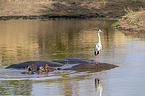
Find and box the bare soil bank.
[0,0,145,20]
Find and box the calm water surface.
[0,19,145,96]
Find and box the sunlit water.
[0,19,145,96]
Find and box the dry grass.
[113,8,145,32]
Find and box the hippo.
[21,64,53,75]
[53,58,95,64]
[53,58,118,72]
[69,62,119,72]
[5,61,63,69]
[5,58,118,74]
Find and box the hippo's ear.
[45,64,48,67]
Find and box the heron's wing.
[94,42,99,51]
[94,43,99,56]
[94,42,102,51]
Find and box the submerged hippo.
[69,62,118,72]
[20,64,53,75]
[53,58,95,64]
[25,64,52,74]
[54,58,118,72]
[5,61,63,69]
[5,58,118,74]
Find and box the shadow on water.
[121,30,145,40]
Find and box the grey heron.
[94,29,102,63]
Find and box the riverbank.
[1,0,145,32]
[0,0,145,20]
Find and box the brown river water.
[0,19,145,96]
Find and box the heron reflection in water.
[95,78,103,96]
[94,29,102,64]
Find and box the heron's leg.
[95,61,98,64]
[95,56,98,64]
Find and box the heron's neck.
[98,32,101,44]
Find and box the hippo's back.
[5,61,63,69]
